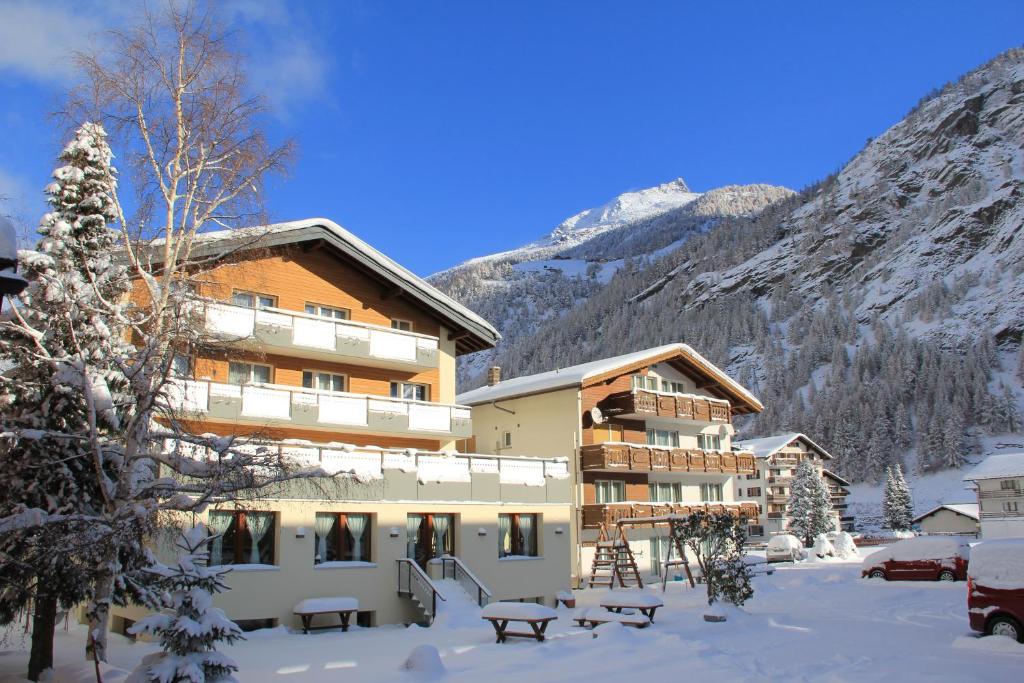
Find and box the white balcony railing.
[165,379,472,435]
[201,301,439,363]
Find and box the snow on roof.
[962,452,1024,481]
[733,433,833,460]
[913,503,979,523]
[822,469,850,487]
[149,218,500,353]
[456,343,763,412]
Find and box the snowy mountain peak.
[542,177,700,247]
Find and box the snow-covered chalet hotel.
[732,433,853,542]
[457,345,763,587]
[112,218,572,633]
[963,452,1024,539]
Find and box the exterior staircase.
[397,555,491,625]
[588,523,644,589]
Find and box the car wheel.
[987,615,1024,643]
[868,569,886,580]
[938,570,956,582]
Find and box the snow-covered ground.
[2,551,1021,682]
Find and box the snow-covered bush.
[127,526,243,683]
[833,531,857,559]
[813,534,835,559]
[671,511,754,609]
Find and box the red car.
[968,539,1024,643]
[861,536,970,581]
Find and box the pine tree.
[0,122,130,680]
[127,526,243,683]
[892,464,914,530]
[787,459,835,546]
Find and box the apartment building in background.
[112,218,571,632]
[733,433,853,542]
[963,452,1024,539]
[457,345,763,586]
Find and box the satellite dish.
[589,407,605,425]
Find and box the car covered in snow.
[861,536,970,581]
[765,534,805,563]
[967,538,1024,643]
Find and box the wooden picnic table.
[480,603,559,643]
[599,592,664,622]
[572,607,650,629]
[293,597,358,634]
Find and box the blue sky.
[0,1,1022,275]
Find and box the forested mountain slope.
[438,48,1024,484]
[428,180,793,380]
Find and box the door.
[409,514,454,569]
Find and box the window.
[649,536,670,577]
[391,381,428,401]
[302,371,346,393]
[646,429,680,448]
[594,480,626,504]
[632,375,658,391]
[697,433,722,450]
[700,483,724,502]
[745,470,760,480]
[305,303,349,320]
[314,513,371,563]
[498,513,539,557]
[1000,479,1021,491]
[661,380,687,394]
[502,431,513,448]
[1004,501,1020,513]
[171,354,192,378]
[231,291,276,309]
[748,525,764,537]
[747,487,762,497]
[407,514,454,567]
[391,319,413,332]
[228,361,271,385]
[207,510,275,566]
[648,482,683,503]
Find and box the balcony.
[766,512,784,519]
[165,379,472,439]
[978,489,1023,499]
[598,390,731,423]
[199,301,440,372]
[579,443,755,474]
[767,475,792,484]
[161,438,570,504]
[581,502,760,529]
[766,493,789,503]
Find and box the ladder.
[660,533,696,591]
[588,523,644,589]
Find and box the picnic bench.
[480,603,558,643]
[572,607,650,629]
[293,597,359,634]
[599,592,664,622]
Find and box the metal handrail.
[439,556,491,607]
[396,559,445,623]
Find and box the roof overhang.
[141,219,500,355]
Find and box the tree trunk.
[28,594,58,681]
[86,573,114,663]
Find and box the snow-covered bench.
[480,602,558,643]
[572,607,650,629]
[599,592,664,621]
[293,597,359,634]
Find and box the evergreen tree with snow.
[883,465,914,531]
[0,122,130,680]
[127,526,243,683]
[786,459,834,546]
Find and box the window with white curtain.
[231,291,276,309]
[302,371,346,393]
[498,513,538,557]
[697,433,722,450]
[313,512,371,563]
[595,480,626,504]
[700,483,724,502]
[228,361,271,385]
[305,303,350,320]
[206,510,276,565]
[646,429,680,447]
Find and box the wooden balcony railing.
[599,390,731,423]
[581,502,761,529]
[579,443,756,474]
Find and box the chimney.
[487,366,501,386]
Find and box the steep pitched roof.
[149,218,499,354]
[913,503,979,523]
[456,343,763,413]
[822,469,850,487]
[733,432,834,460]
[963,452,1024,481]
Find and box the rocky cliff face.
[440,48,1024,484]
